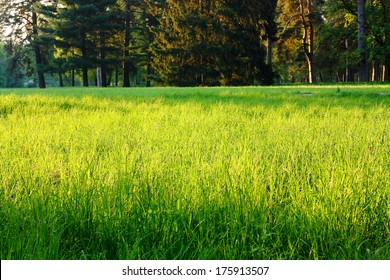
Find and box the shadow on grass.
[1,86,389,111]
[153,89,390,110]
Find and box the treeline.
[0,0,389,88]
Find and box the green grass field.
[0,85,389,260]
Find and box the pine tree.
[148,0,270,86]
[365,0,389,81]
[133,0,156,87]
[122,0,132,87]
[54,0,117,87]
[357,0,368,81]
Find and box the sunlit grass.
[0,85,389,259]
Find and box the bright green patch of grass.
[0,85,389,259]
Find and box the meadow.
[0,85,389,260]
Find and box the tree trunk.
[101,51,107,87]
[346,67,354,82]
[31,4,46,88]
[81,36,88,87]
[71,68,75,87]
[345,38,354,82]
[306,53,317,84]
[100,66,107,87]
[299,0,317,83]
[146,61,151,87]
[97,51,102,87]
[358,0,368,82]
[371,61,380,81]
[383,64,389,82]
[59,73,64,87]
[82,67,88,87]
[266,36,273,67]
[115,64,119,86]
[98,30,107,87]
[123,0,131,87]
[97,64,102,87]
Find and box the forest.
[0,0,389,88]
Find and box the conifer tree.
[55,0,117,87]
[122,0,132,87]
[55,1,94,86]
[148,0,271,86]
[357,0,367,81]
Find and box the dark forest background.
[0,0,389,88]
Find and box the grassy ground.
[0,85,389,260]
